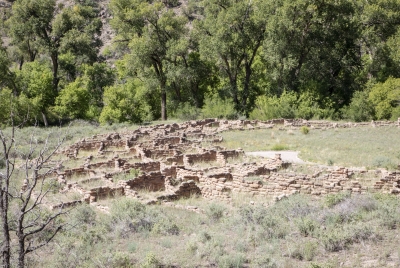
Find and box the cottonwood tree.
[264,0,360,105]
[0,115,68,268]
[110,0,188,120]
[6,0,102,95]
[197,0,270,115]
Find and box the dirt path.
[246,151,305,163]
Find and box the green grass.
[220,126,400,168]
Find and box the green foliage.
[174,102,201,121]
[43,179,62,194]
[369,77,400,120]
[249,92,297,120]
[201,94,238,119]
[342,90,375,122]
[99,81,149,124]
[141,252,160,268]
[270,143,289,151]
[16,61,55,113]
[297,217,317,237]
[324,192,351,208]
[300,126,310,135]
[70,205,97,226]
[217,253,246,268]
[198,0,269,115]
[53,78,90,119]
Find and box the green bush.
[100,80,150,124]
[324,192,350,208]
[250,91,297,120]
[201,94,238,119]
[271,143,289,150]
[217,253,246,268]
[141,252,160,268]
[70,204,97,226]
[296,90,335,120]
[301,126,310,134]
[341,90,374,122]
[368,77,400,120]
[290,241,317,261]
[174,102,201,121]
[53,78,90,120]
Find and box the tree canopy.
[1,0,400,125]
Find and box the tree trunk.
[161,89,167,121]
[242,63,252,116]
[0,193,11,268]
[50,52,59,92]
[17,234,25,268]
[0,157,11,268]
[41,112,48,127]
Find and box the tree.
[110,0,188,120]
[0,114,68,268]
[369,77,400,119]
[197,0,270,115]
[6,0,102,93]
[99,80,150,124]
[356,0,400,82]
[264,0,360,106]
[53,63,115,120]
[15,61,55,125]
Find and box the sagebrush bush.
[297,217,318,237]
[206,202,225,222]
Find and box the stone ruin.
[38,118,400,211]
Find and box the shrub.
[271,143,289,150]
[320,229,350,252]
[297,217,317,237]
[174,102,201,121]
[201,94,238,119]
[249,92,297,120]
[141,252,160,268]
[341,90,374,122]
[43,179,63,194]
[369,77,400,120]
[301,126,310,134]
[99,80,149,124]
[324,192,350,208]
[151,217,180,235]
[217,253,246,268]
[206,203,225,222]
[110,252,132,268]
[70,204,97,226]
[53,78,90,120]
[290,241,317,261]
